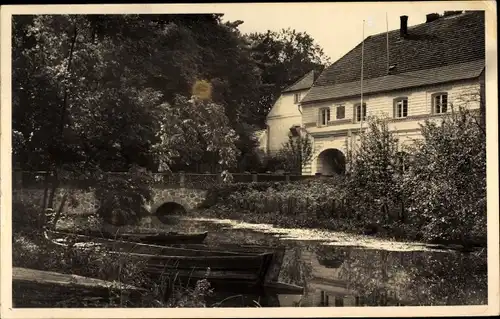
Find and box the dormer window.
[394,97,408,118]
[433,93,448,114]
[294,92,301,104]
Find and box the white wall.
[266,89,309,154]
[301,80,481,175]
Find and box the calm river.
[63,214,488,307]
[135,215,487,307]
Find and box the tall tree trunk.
[41,170,50,210]
[58,20,78,138]
[48,20,78,216]
[51,192,68,230]
[47,169,59,210]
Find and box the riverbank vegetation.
[198,106,487,248]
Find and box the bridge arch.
[316,148,346,175]
[154,201,187,223]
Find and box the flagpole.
[360,19,365,133]
[386,12,390,73]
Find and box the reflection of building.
[298,249,358,307]
[262,11,485,175]
[265,70,319,156]
[289,248,405,307]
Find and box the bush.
[343,116,404,226]
[275,134,314,174]
[12,200,46,233]
[203,178,351,223]
[94,166,154,225]
[261,154,288,172]
[404,107,486,243]
[200,181,288,208]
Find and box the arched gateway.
[316,148,346,175]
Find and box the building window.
[319,107,330,126]
[336,105,345,119]
[394,97,408,118]
[433,93,448,114]
[354,103,367,123]
[294,92,301,104]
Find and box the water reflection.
[59,215,488,307]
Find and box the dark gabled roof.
[303,60,484,102]
[282,70,319,93]
[302,11,485,103]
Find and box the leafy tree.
[276,134,314,174]
[248,28,330,127]
[344,117,404,225]
[12,14,240,225]
[404,105,486,243]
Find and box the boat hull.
[53,229,208,245]
[167,243,286,283]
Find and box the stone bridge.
[13,171,315,223]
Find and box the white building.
[265,70,319,155]
[297,11,485,175]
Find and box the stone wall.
[12,189,99,216]
[13,186,208,217]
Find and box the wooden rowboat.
[167,243,286,283]
[46,230,254,257]
[111,251,274,272]
[118,251,275,286]
[54,229,208,245]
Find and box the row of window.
[317,93,449,126]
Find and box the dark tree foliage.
[12,14,331,223]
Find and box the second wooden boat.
[166,243,286,283]
[114,250,276,286]
[46,230,255,257]
[53,229,208,245]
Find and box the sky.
[219,1,491,63]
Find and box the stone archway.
[155,201,187,224]
[316,148,346,175]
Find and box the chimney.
[426,13,440,23]
[400,15,408,38]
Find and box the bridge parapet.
[13,170,316,190]
[12,170,319,222]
